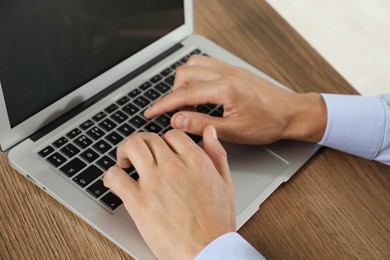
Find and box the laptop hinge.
[30,43,183,142]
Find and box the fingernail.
[174,114,189,129]
[211,127,218,139]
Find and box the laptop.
[0,0,319,259]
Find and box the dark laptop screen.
[0,0,184,128]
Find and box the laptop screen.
[0,1,184,128]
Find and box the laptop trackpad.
[222,142,289,214]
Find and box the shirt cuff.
[319,94,385,160]
[195,232,265,260]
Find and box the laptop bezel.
[0,0,193,153]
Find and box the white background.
[267,0,390,96]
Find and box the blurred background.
[267,0,389,96]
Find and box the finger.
[175,55,238,90]
[145,79,226,118]
[103,165,137,204]
[172,64,220,91]
[116,133,156,173]
[136,132,174,165]
[202,126,232,186]
[171,111,227,136]
[162,129,200,155]
[185,54,228,68]
[185,55,238,76]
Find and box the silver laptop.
[0,1,319,259]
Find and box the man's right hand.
[145,55,327,144]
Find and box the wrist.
[283,92,327,142]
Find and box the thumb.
[103,166,137,204]
[171,111,225,137]
[202,125,232,186]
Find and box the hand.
[103,126,235,259]
[145,55,327,144]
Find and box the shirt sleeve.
[319,94,390,165]
[195,232,265,260]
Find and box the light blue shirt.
[195,232,265,260]
[196,94,390,259]
[319,94,390,165]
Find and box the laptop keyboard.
[37,49,224,212]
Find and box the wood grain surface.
[1,0,389,259]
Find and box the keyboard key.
[130,172,139,181]
[104,104,119,114]
[52,136,68,148]
[116,96,130,106]
[160,68,172,77]
[171,61,182,69]
[117,123,135,137]
[166,110,177,117]
[188,134,202,144]
[93,140,112,154]
[181,54,191,63]
[66,128,81,139]
[129,115,147,128]
[100,192,122,210]
[108,148,117,160]
[99,119,117,132]
[128,88,141,98]
[87,179,109,198]
[190,49,201,55]
[210,110,223,118]
[134,96,151,108]
[124,167,139,181]
[110,111,129,124]
[144,89,161,101]
[86,127,105,140]
[96,156,116,170]
[73,165,103,188]
[38,146,54,158]
[164,75,175,86]
[79,119,94,130]
[205,103,218,110]
[74,135,93,149]
[155,114,171,128]
[196,105,211,114]
[150,74,162,83]
[162,126,173,134]
[105,131,124,145]
[144,122,162,133]
[139,81,152,91]
[123,103,139,116]
[155,82,171,94]
[125,166,136,174]
[60,143,80,158]
[46,152,67,167]
[59,158,86,177]
[217,105,224,114]
[80,148,99,163]
[92,111,107,122]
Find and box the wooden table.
[1,1,389,259]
